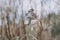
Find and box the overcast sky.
[0,0,60,15]
[0,0,60,25]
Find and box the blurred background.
[0,0,60,40]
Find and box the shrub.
[51,22,60,37]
